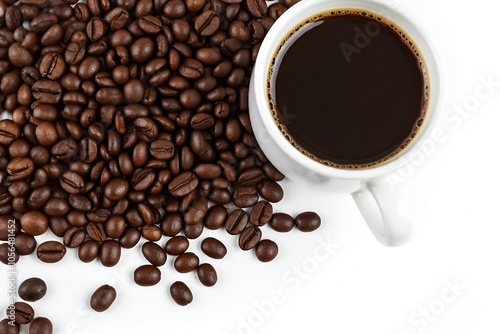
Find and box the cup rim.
[251,0,446,180]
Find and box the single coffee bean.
[8,43,34,68]
[237,167,263,186]
[0,318,20,334]
[37,241,66,263]
[99,240,121,267]
[7,157,35,181]
[179,58,203,79]
[257,179,284,203]
[103,178,129,201]
[250,201,273,226]
[7,302,34,325]
[197,263,217,287]
[255,239,279,262]
[142,241,167,266]
[20,211,48,236]
[39,53,66,80]
[168,171,198,197]
[233,186,259,208]
[194,10,220,36]
[78,240,99,263]
[269,213,294,232]
[295,211,321,232]
[134,264,161,286]
[104,7,129,31]
[15,232,37,255]
[18,277,47,302]
[90,284,116,312]
[174,252,199,273]
[60,171,85,194]
[130,37,154,63]
[262,162,285,181]
[149,139,175,160]
[0,243,19,264]
[170,281,193,306]
[63,227,85,248]
[0,120,21,145]
[138,15,162,34]
[28,317,53,334]
[204,204,227,230]
[246,0,267,18]
[31,80,62,104]
[200,237,227,259]
[165,236,189,255]
[183,196,208,225]
[225,208,248,235]
[86,222,107,242]
[238,225,261,250]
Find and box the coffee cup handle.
[352,176,412,246]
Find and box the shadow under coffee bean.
[269,9,429,169]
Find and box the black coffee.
[270,9,428,168]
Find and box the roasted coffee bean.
[269,213,294,232]
[60,171,85,194]
[37,241,66,263]
[31,80,62,104]
[104,178,129,201]
[295,211,321,232]
[250,201,272,226]
[200,237,227,259]
[139,15,162,34]
[130,37,154,63]
[262,162,285,181]
[195,10,220,36]
[183,196,208,226]
[104,7,129,31]
[6,157,34,180]
[90,284,116,312]
[184,221,204,239]
[255,239,278,262]
[63,227,85,248]
[86,222,107,242]
[233,186,258,208]
[0,120,21,145]
[8,43,34,68]
[20,211,48,236]
[78,239,100,262]
[43,197,69,216]
[174,252,199,273]
[168,172,198,197]
[0,318,20,334]
[39,53,66,80]
[225,209,248,235]
[170,281,193,306]
[134,264,161,286]
[30,12,57,33]
[7,302,34,325]
[204,205,227,230]
[238,225,261,250]
[149,139,175,160]
[99,240,121,267]
[142,241,167,266]
[15,232,37,255]
[197,263,217,287]
[257,179,284,203]
[0,243,19,264]
[18,277,47,302]
[164,0,187,19]
[165,235,189,255]
[29,317,53,334]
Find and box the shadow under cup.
[266,8,430,170]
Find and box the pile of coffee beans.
[3,277,53,334]
[0,0,320,319]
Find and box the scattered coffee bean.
[99,240,121,267]
[225,209,249,235]
[200,237,227,259]
[134,264,161,286]
[165,236,189,255]
[255,239,279,262]
[18,277,47,302]
[0,318,20,334]
[238,225,262,250]
[36,241,66,263]
[78,240,100,263]
[142,241,167,266]
[90,284,117,312]
[28,317,53,334]
[250,201,273,226]
[170,281,193,306]
[269,213,295,232]
[6,302,34,325]
[295,212,321,232]
[197,263,217,287]
[174,252,199,273]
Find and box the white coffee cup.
[249,0,445,246]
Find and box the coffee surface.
[271,11,426,168]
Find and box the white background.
[2,0,500,333]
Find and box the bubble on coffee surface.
[266,8,430,169]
